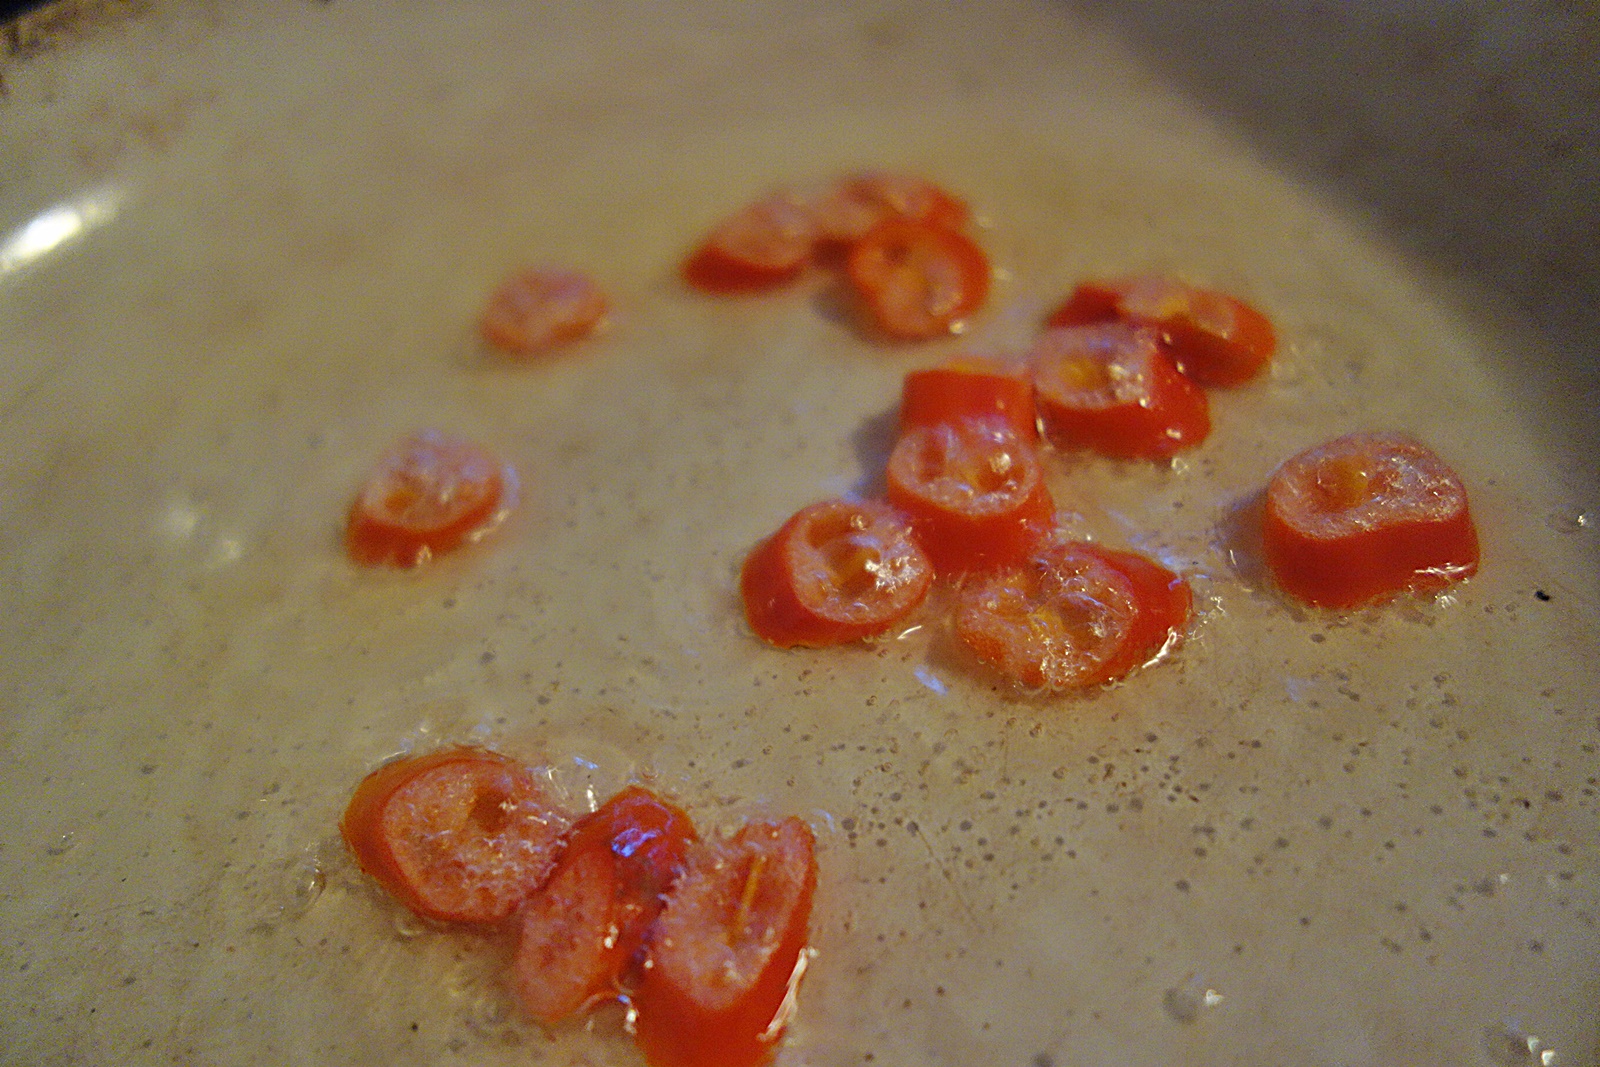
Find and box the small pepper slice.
[1261,431,1479,608]
[340,749,571,925]
[512,786,697,1026]
[634,818,818,1067]
[846,218,990,341]
[1047,275,1275,386]
[741,498,933,648]
[954,541,1190,690]
[899,357,1038,442]
[684,194,818,293]
[1029,324,1210,461]
[885,417,1055,577]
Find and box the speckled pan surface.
[1,2,1597,1065]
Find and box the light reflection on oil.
[912,665,948,695]
[160,500,202,540]
[0,186,124,275]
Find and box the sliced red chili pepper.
[1028,323,1210,461]
[953,541,1190,691]
[885,417,1054,576]
[340,749,571,925]
[512,786,697,1027]
[811,172,970,251]
[846,218,989,341]
[898,356,1037,442]
[479,267,608,356]
[346,431,515,567]
[1091,545,1194,667]
[634,818,818,1067]
[1261,431,1480,608]
[740,498,933,648]
[1047,275,1276,386]
[683,193,817,293]
[1043,278,1124,328]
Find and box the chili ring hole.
[804,511,886,599]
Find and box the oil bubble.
[443,958,516,1039]
[248,853,328,933]
[463,991,511,1036]
[1545,511,1593,535]
[45,831,75,857]
[391,908,431,940]
[543,744,637,814]
[1483,1021,1556,1065]
[284,856,325,917]
[1162,975,1223,1023]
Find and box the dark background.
[2,0,45,23]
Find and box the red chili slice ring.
[845,218,990,341]
[633,817,818,1067]
[810,172,971,251]
[885,417,1054,576]
[1028,323,1210,461]
[1090,545,1194,668]
[1046,275,1276,386]
[683,193,818,293]
[1115,275,1276,387]
[479,267,608,356]
[953,541,1190,691]
[899,356,1038,442]
[346,430,516,567]
[1044,278,1124,329]
[740,497,933,648]
[512,785,697,1027]
[1261,431,1480,608]
[340,748,571,925]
